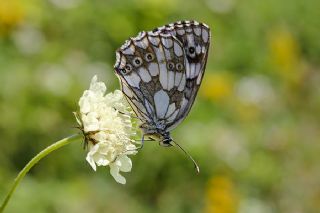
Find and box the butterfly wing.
[114,31,188,131]
[114,20,210,134]
[152,21,211,131]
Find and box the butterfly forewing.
[114,20,210,136]
[114,31,187,131]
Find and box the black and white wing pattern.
[114,32,187,127]
[151,20,211,131]
[114,20,210,134]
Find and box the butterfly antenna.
[170,140,200,173]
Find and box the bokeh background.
[1,0,319,212]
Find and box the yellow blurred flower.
[234,103,260,123]
[268,28,301,84]
[200,72,234,102]
[205,175,239,213]
[0,0,25,34]
[269,28,299,70]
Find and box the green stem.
[0,134,82,212]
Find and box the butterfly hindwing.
[152,21,211,131]
[153,20,210,83]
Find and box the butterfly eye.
[167,62,175,70]
[145,53,154,62]
[176,62,184,71]
[133,57,143,67]
[124,64,133,73]
[188,47,195,54]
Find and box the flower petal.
[110,163,126,184]
[86,152,97,171]
[90,75,106,94]
[118,155,132,172]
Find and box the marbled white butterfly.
[114,20,210,172]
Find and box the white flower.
[75,75,137,184]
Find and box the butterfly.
[114,20,210,171]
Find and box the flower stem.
[0,134,82,212]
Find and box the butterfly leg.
[139,134,145,150]
[114,108,140,120]
[134,135,155,150]
[137,134,147,150]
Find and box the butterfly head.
[140,124,173,147]
[159,132,173,147]
[147,132,173,147]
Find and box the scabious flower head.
[75,75,137,184]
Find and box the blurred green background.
[1,0,320,212]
